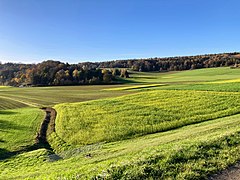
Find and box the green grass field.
[1,113,240,179]
[0,85,132,107]
[128,67,240,83]
[54,90,240,145]
[1,67,240,179]
[0,108,44,156]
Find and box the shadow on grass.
[0,120,27,132]
[116,78,139,84]
[0,110,18,115]
[0,142,55,161]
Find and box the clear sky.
[0,0,239,64]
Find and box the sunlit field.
[55,90,240,145]
[1,67,240,179]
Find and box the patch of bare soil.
[209,162,240,180]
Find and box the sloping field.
[0,108,45,153]
[0,85,132,107]
[1,67,240,179]
[0,96,28,110]
[1,113,240,179]
[54,90,240,145]
[129,67,240,83]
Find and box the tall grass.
[54,90,240,145]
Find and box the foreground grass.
[1,114,240,179]
[0,108,45,154]
[54,90,240,145]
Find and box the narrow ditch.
[36,107,56,145]
[0,107,59,160]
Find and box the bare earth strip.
[209,162,240,180]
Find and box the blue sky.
[0,0,239,63]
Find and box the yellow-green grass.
[140,82,240,93]
[129,67,240,83]
[2,67,240,179]
[54,90,240,146]
[0,108,45,153]
[1,113,240,179]
[204,78,240,84]
[103,83,165,91]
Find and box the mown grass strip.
[103,84,165,91]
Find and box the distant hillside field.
[128,67,240,83]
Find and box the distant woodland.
[1,52,240,86]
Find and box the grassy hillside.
[0,108,45,155]
[1,67,240,179]
[0,97,28,110]
[1,113,240,179]
[129,67,240,83]
[54,90,240,145]
[0,85,132,107]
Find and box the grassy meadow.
[0,85,132,107]
[128,67,240,83]
[54,90,240,145]
[0,108,44,156]
[1,67,240,179]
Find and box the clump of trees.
[1,52,240,86]
[0,61,130,86]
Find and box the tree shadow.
[0,142,54,161]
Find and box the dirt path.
[36,107,56,145]
[209,162,240,180]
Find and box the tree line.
[0,52,239,86]
[0,61,129,86]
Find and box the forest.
[0,52,239,86]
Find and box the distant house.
[19,83,32,88]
